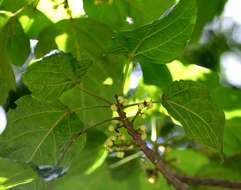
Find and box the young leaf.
[0,158,36,189]
[35,18,112,62]
[112,0,197,64]
[0,96,86,166]
[23,53,92,101]
[162,81,225,153]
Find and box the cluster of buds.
[138,100,153,110]
[111,96,128,111]
[105,125,134,158]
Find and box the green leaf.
[0,158,36,190]
[166,149,209,176]
[112,0,197,64]
[162,80,225,153]
[60,55,125,125]
[35,18,112,62]
[83,0,175,31]
[23,53,92,101]
[0,0,28,12]
[18,6,52,38]
[0,12,16,105]
[0,96,85,166]
[223,118,241,156]
[140,61,172,90]
[191,0,227,42]
[0,12,30,66]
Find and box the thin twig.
[71,105,110,113]
[123,100,161,109]
[57,117,119,165]
[77,84,112,105]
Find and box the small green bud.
[116,151,125,158]
[118,134,126,141]
[108,125,115,132]
[140,125,146,132]
[111,104,118,111]
[138,103,145,110]
[106,139,114,147]
[141,133,147,140]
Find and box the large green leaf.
[0,96,85,167]
[35,18,112,62]
[60,55,125,125]
[162,81,225,153]
[23,53,91,101]
[83,0,175,31]
[0,158,36,190]
[112,0,197,64]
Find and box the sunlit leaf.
[112,0,196,64]
[83,0,175,31]
[35,18,112,62]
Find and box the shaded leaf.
[140,61,172,90]
[0,158,36,190]
[0,96,86,167]
[35,18,112,62]
[23,53,91,101]
[0,12,16,105]
[162,80,225,153]
[112,0,196,64]
[0,11,30,66]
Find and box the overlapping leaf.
[23,53,92,101]
[60,55,125,125]
[162,80,225,153]
[35,18,112,62]
[112,0,196,64]
[0,96,85,166]
[83,0,175,31]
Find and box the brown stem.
[115,95,241,190]
[176,174,241,189]
[115,96,187,190]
